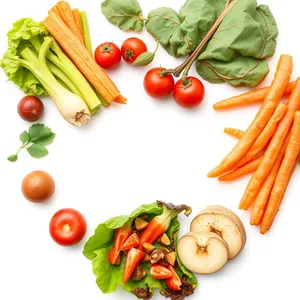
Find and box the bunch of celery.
[0,18,102,126]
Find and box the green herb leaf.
[133,52,155,66]
[27,144,49,158]
[8,123,55,162]
[29,124,55,145]
[19,131,30,144]
[7,155,18,162]
[101,0,145,32]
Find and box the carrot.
[49,6,63,19]
[239,77,300,210]
[218,156,263,181]
[260,111,300,234]
[224,128,244,139]
[208,55,293,178]
[250,133,291,226]
[214,81,295,110]
[235,102,288,168]
[43,11,121,103]
[56,1,84,44]
[114,95,127,104]
[72,8,84,43]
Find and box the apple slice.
[177,231,229,274]
[190,205,246,260]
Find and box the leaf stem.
[164,0,237,78]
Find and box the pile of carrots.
[211,55,300,234]
[43,1,126,105]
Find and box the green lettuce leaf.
[83,202,197,299]
[0,18,48,95]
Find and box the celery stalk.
[20,37,90,126]
[80,11,93,56]
[29,36,100,111]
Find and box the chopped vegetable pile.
[83,201,197,299]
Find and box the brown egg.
[22,170,55,203]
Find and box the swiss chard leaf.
[29,124,56,145]
[27,144,49,158]
[101,0,145,32]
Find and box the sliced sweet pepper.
[123,248,145,282]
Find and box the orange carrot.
[224,128,244,139]
[239,77,300,210]
[49,6,63,19]
[235,102,287,168]
[214,81,295,110]
[43,11,121,103]
[250,133,291,226]
[208,55,293,178]
[56,1,84,44]
[218,156,263,181]
[114,95,127,104]
[260,111,300,234]
[73,8,84,43]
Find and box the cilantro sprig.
[8,124,55,162]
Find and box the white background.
[0,0,299,299]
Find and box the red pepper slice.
[166,265,182,291]
[120,233,140,251]
[150,264,174,280]
[108,221,132,265]
[123,248,145,282]
[139,201,191,249]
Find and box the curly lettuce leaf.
[0,18,48,95]
[83,202,197,299]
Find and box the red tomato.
[17,96,44,122]
[49,208,87,246]
[121,38,148,64]
[150,264,174,280]
[144,68,174,99]
[173,77,205,109]
[166,265,182,291]
[94,42,121,69]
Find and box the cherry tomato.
[22,170,55,203]
[144,68,174,99]
[173,77,205,109]
[121,38,148,64]
[17,96,44,122]
[166,265,182,291]
[49,208,87,246]
[94,42,121,69]
[150,264,174,280]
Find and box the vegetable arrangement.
[0,2,125,127]
[101,0,278,88]
[210,55,300,234]
[83,201,198,299]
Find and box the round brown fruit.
[22,170,55,203]
[17,96,44,122]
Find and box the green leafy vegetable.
[101,0,145,32]
[8,124,55,162]
[83,202,197,299]
[0,18,102,125]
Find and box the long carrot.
[224,128,244,139]
[208,55,293,178]
[235,102,288,168]
[214,81,295,110]
[250,133,291,226]
[43,11,121,102]
[72,8,84,43]
[239,77,300,210]
[218,156,263,181]
[56,1,85,44]
[260,111,300,234]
